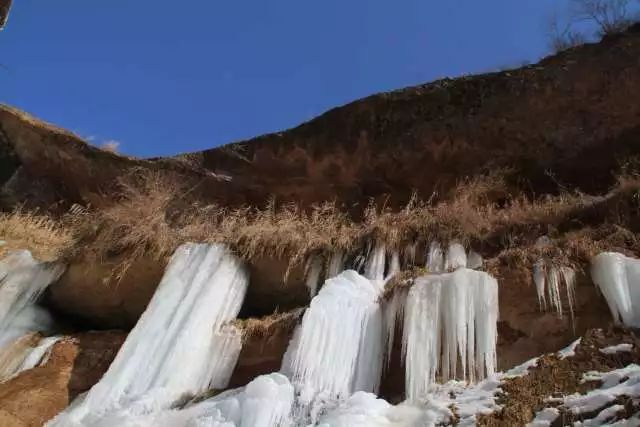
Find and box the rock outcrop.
[0,331,125,427]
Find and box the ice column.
[0,250,64,347]
[402,269,499,402]
[49,243,249,425]
[591,252,640,327]
[533,259,576,322]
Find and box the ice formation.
[401,269,499,401]
[48,243,249,426]
[0,250,64,347]
[466,250,483,270]
[305,256,323,298]
[281,270,385,410]
[364,242,387,282]
[327,251,345,279]
[533,259,576,323]
[426,241,445,273]
[445,242,467,271]
[591,252,640,327]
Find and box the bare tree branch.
[0,0,12,30]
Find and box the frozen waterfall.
[0,250,64,348]
[591,252,640,327]
[0,250,64,382]
[281,270,385,411]
[386,268,499,402]
[48,243,249,426]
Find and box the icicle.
[402,269,499,402]
[304,256,323,298]
[0,250,64,347]
[385,250,401,282]
[533,259,577,324]
[467,250,483,270]
[426,241,444,273]
[364,242,386,282]
[547,266,563,318]
[383,288,407,369]
[403,242,417,268]
[591,252,640,327]
[49,243,249,426]
[445,242,467,271]
[281,270,384,408]
[327,251,345,279]
[533,260,547,310]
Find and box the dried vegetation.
[4,164,640,283]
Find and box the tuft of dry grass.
[231,308,304,341]
[0,208,75,261]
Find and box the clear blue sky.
[1,0,568,157]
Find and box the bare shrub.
[571,0,635,36]
[0,208,75,261]
[548,12,589,52]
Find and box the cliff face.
[2,25,640,213]
[180,24,640,210]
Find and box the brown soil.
[480,327,640,426]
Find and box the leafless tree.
[547,12,588,52]
[570,0,634,36]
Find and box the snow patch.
[600,343,634,355]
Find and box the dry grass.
[31,164,639,284]
[232,308,304,341]
[0,208,75,261]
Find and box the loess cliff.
[0,23,640,426]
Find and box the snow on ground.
[531,364,640,426]
[600,344,634,355]
[558,338,582,360]
[527,407,560,427]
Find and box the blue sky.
[2,1,569,157]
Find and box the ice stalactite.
[533,259,576,323]
[591,252,640,327]
[403,242,417,268]
[327,251,345,279]
[426,241,445,273]
[445,242,467,271]
[400,269,499,402]
[48,243,249,426]
[305,256,323,298]
[0,250,64,347]
[0,334,62,382]
[467,250,483,270]
[385,250,401,282]
[364,242,387,282]
[383,287,408,368]
[281,270,385,411]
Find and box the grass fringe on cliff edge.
[0,208,75,261]
[59,165,640,283]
